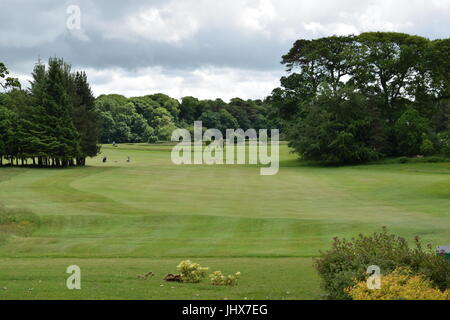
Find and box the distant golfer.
[127,156,130,163]
[102,156,107,163]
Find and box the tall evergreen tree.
[30,58,80,166]
[72,71,100,165]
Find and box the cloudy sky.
[1,0,449,101]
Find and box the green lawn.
[0,144,449,299]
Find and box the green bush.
[424,156,444,163]
[176,260,209,283]
[420,136,434,156]
[395,108,431,156]
[314,228,450,300]
[209,271,241,286]
[147,135,158,144]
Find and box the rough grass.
[0,204,40,243]
[0,144,449,299]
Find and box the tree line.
[270,32,450,164]
[0,58,99,167]
[2,32,449,168]
[95,94,274,144]
[1,58,275,168]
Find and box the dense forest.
[270,32,450,164]
[95,94,274,144]
[1,32,449,167]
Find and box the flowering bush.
[314,227,450,300]
[177,260,209,283]
[346,267,450,300]
[209,271,241,286]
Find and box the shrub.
[398,157,409,164]
[438,131,450,156]
[424,156,444,163]
[147,135,158,144]
[314,228,450,300]
[177,260,209,283]
[420,136,434,156]
[346,267,450,300]
[209,271,241,286]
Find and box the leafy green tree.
[0,62,21,91]
[437,131,450,156]
[180,96,200,123]
[288,88,379,164]
[395,108,431,156]
[199,111,221,130]
[352,33,430,120]
[282,35,356,96]
[146,93,180,120]
[273,32,449,163]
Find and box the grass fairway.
[0,144,449,299]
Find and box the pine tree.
[30,58,80,166]
[29,61,60,166]
[72,71,100,165]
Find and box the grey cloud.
[1,0,449,98]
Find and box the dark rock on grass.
[164,274,182,282]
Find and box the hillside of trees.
[270,32,450,164]
[95,94,274,144]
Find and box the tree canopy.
[270,32,450,164]
[0,58,100,167]
[95,94,273,144]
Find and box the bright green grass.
[0,144,449,299]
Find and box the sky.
[1,0,449,101]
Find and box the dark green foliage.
[437,131,450,156]
[314,228,450,300]
[0,62,21,91]
[96,95,157,143]
[72,72,100,164]
[96,94,273,143]
[394,108,431,156]
[273,32,450,164]
[0,105,15,166]
[288,88,380,164]
[0,59,100,167]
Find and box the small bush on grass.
[177,260,209,283]
[346,267,450,300]
[314,227,450,300]
[209,271,241,286]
